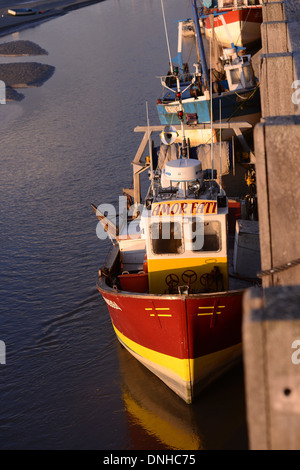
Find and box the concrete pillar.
[261,21,288,54]
[255,0,300,285]
[260,52,296,116]
[243,286,300,450]
[254,116,300,288]
[259,0,300,117]
[262,1,285,23]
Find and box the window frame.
[149,218,222,255]
[150,220,184,255]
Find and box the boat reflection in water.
[117,344,248,450]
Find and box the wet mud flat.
[0,1,106,38]
[0,40,54,100]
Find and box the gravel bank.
[0,62,55,87]
[0,40,48,56]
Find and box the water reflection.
[118,345,248,450]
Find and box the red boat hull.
[97,277,244,403]
[204,7,262,48]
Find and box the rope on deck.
[257,258,300,278]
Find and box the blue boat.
[157,0,261,144]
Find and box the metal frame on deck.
[123,122,254,205]
[217,0,263,8]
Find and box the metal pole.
[210,34,214,180]
[161,0,173,74]
[191,0,209,86]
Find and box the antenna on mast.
[219,100,222,190]
[146,101,154,195]
[210,34,214,182]
[191,0,209,88]
[160,0,187,158]
[161,0,173,74]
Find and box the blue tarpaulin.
[202,0,218,8]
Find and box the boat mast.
[191,0,209,89]
[161,0,173,74]
[174,22,187,158]
[146,101,155,196]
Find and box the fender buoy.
[143,255,148,273]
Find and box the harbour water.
[0,0,248,450]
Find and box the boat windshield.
[220,0,260,7]
[230,68,241,85]
[151,221,183,254]
[184,219,221,252]
[243,65,255,86]
[150,220,221,254]
[195,221,221,252]
[220,0,248,6]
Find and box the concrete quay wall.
[243,0,300,450]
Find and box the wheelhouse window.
[230,68,241,85]
[221,0,244,7]
[151,221,183,254]
[243,65,254,86]
[192,220,221,252]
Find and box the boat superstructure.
[92,124,260,403]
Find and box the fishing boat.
[92,121,261,404]
[202,0,263,49]
[157,0,261,146]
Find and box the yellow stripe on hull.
[113,324,191,382]
[113,324,242,404]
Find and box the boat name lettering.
[103,297,122,310]
[151,201,217,217]
[165,104,181,114]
